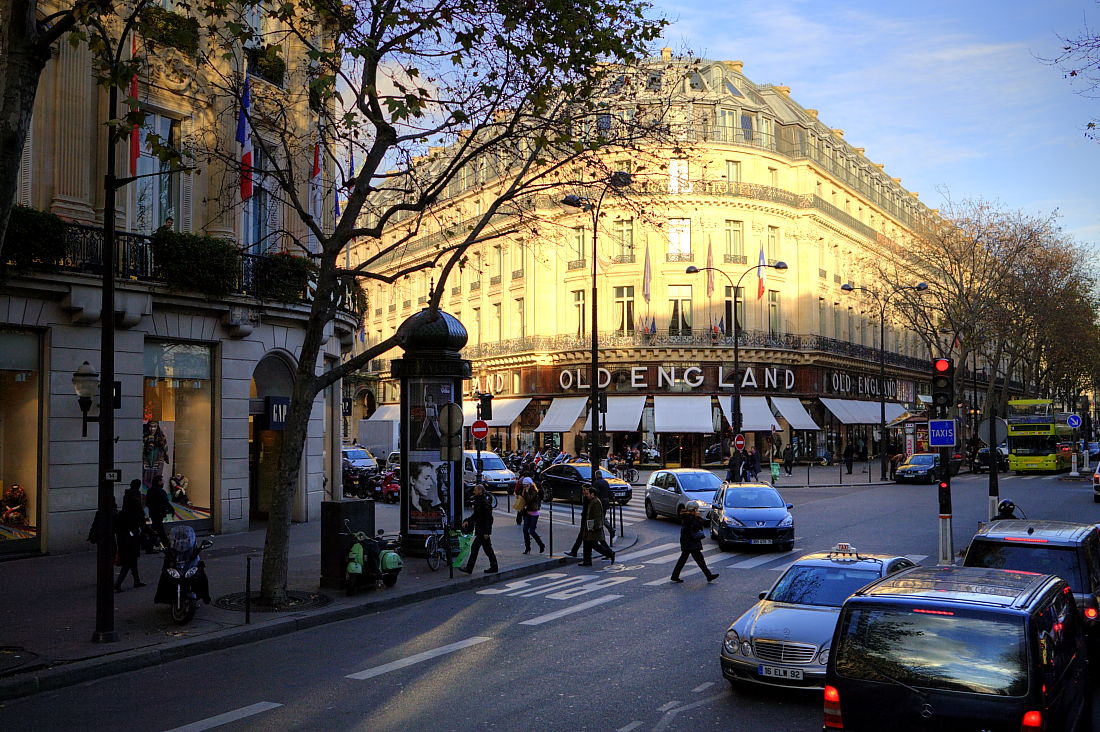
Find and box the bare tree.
[1046,2,1100,139]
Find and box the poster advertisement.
[411,381,451,450]
[405,378,459,535]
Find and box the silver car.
[720,544,917,690]
[644,469,722,520]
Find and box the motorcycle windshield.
[168,525,196,556]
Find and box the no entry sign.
[471,420,489,440]
[733,434,746,451]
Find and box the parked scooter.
[379,470,400,503]
[343,519,403,595]
[154,524,212,625]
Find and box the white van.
[462,450,516,493]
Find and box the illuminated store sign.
[558,365,796,392]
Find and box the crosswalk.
[494,501,650,527]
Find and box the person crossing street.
[670,502,718,583]
[460,483,498,574]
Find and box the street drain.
[214,590,332,613]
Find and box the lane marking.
[614,543,680,562]
[519,594,622,625]
[347,637,491,680]
[728,553,786,569]
[652,693,729,732]
[693,682,715,693]
[165,702,283,732]
[657,701,680,712]
[617,723,643,732]
[647,547,724,565]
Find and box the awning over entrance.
[653,395,714,433]
[820,398,906,425]
[771,397,821,431]
[462,401,478,427]
[718,396,780,432]
[368,404,400,421]
[483,397,532,427]
[535,397,588,432]
[582,395,647,432]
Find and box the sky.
[653,0,1100,247]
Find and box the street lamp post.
[686,262,788,436]
[562,172,631,488]
[841,282,928,480]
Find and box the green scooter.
[343,519,403,595]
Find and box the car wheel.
[644,499,657,519]
[779,542,794,552]
[1094,494,1100,504]
[716,539,730,552]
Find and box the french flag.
[757,246,766,299]
[128,34,140,176]
[235,73,253,201]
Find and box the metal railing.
[470,281,481,291]
[511,269,524,279]
[490,275,501,286]
[567,259,587,271]
[665,252,694,263]
[724,254,747,264]
[611,255,635,264]
[818,269,827,279]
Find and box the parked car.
[973,445,1009,473]
[1093,460,1100,502]
[703,443,724,463]
[644,469,722,521]
[709,482,793,552]
[386,450,401,474]
[893,452,961,483]
[825,566,1090,731]
[721,544,916,690]
[962,518,1100,634]
[539,463,632,504]
[461,450,516,494]
[1089,441,1100,460]
[341,447,379,476]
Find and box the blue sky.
[654,0,1100,246]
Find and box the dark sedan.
[894,452,962,483]
[709,482,794,552]
[539,463,632,504]
[973,446,1008,473]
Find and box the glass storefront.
[0,331,39,544]
[143,342,213,522]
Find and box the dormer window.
[724,80,744,98]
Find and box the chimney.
[805,109,818,119]
[723,60,744,73]
[661,47,672,60]
[831,128,844,138]
[773,86,791,97]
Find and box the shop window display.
[0,331,40,543]
[143,342,212,522]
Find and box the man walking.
[843,442,855,475]
[460,483,498,574]
[782,444,794,476]
[726,449,744,483]
[745,446,760,482]
[579,484,614,566]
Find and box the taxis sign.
[928,419,956,448]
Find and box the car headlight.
[167,568,181,579]
[724,629,740,654]
[740,640,753,656]
[184,566,199,578]
[778,514,793,527]
[816,646,830,665]
[723,515,744,527]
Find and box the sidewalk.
[0,502,634,701]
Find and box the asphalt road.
[3,471,1097,732]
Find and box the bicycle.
[425,512,460,571]
[616,466,639,484]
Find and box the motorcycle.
[343,519,403,595]
[154,524,212,625]
[379,470,400,503]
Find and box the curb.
[0,556,568,702]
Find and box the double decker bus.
[1006,398,1074,472]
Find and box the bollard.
[548,494,554,556]
[245,555,252,625]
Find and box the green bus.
[1006,399,1074,472]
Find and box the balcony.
[417,295,427,304]
[724,254,747,265]
[611,255,635,265]
[666,252,694,263]
[833,273,842,284]
[369,359,386,372]
[374,308,382,316]
[818,268,827,279]
[388,304,396,312]
[767,258,778,266]
[403,299,411,309]
[490,275,502,286]
[511,269,524,280]
[451,286,462,296]
[470,281,481,291]
[567,259,587,271]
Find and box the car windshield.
[475,456,507,471]
[572,466,618,481]
[768,565,880,607]
[835,606,1027,696]
[904,454,935,466]
[964,541,1084,589]
[724,487,784,508]
[679,473,721,493]
[344,449,372,460]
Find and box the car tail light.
[823,685,843,729]
[1086,607,1098,620]
[1005,536,1049,543]
[1021,710,1042,730]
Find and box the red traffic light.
[938,481,949,490]
[933,358,952,372]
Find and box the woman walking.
[519,477,545,554]
[670,502,718,583]
[114,489,146,591]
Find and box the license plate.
[750,538,773,545]
[758,665,803,680]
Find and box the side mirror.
[199,539,213,551]
[786,503,793,509]
[758,591,767,600]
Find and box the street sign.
[104,470,121,482]
[471,420,489,440]
[929,419,957,448]
[733,433,746,451]
[439,402,464,436]
[976,417,1008,445]
[1068,414,1082,429]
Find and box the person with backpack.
[459,483,498,574]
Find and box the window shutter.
[265,178,282,252]
[17,125,32,205]
[179,119,193,232]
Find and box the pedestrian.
[745,446,760,482]
[782,445,794,476]
[579,484,614,566]
[726,449,744,483]
[670,502,718,583]
[114,489,146,591]
[843,442,855,475]
[519,477,545,554]
[890,451,904,480]
[460,483,498,574]
[593,475,615,541]
[146,474,173,548]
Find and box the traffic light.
[479,392,493,420]
[931,358,954,417]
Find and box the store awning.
[770,397,821,431]
[535,397,588,433]
[482,397,531,427]
[368,404,400,421]
[582,395,647,432]
[653,395,714,433]
[462,401,479,427]
[820,398,906,425]
[718,395,780,432]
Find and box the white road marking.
[347,637,492,680]
[614,543,680,562]
[647,546,723,565]
[518,594,622,625]
[904,555,929,564]
[728,553,786,569]
[657,701,680,712]
[164,702,283,732]
[617,723,643,732]
[652,693,729,732]
[770,553,809,571]
[692,682,715,693]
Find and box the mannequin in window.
[2,484,27,525]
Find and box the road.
[3,471,1097,731]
